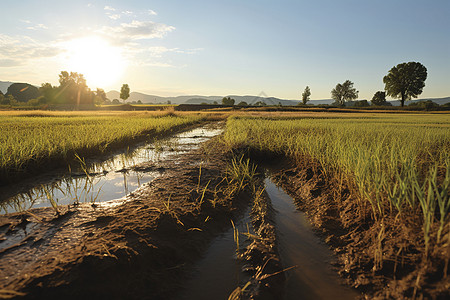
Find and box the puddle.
[178,207,252,300]
[0,124,223,214]
[265,177,358,300]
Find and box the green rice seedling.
[163,193,172,213]
[222,114,450,257]
[231,219,240,253]
[418,174,438,257]
[42,185,60,216]
[226,155,258,192]
[196,180,211,210]
[0,112,205,180]
[197,163,202,193]
[210,177,227,208]
[432,163,450,243]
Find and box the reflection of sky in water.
[88,127,222,174]
[0,125,223,214]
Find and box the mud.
[271,155,450,299]
[0,128,254,299]
[1,135,448,299]
[0,124,223,214]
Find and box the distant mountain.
[309,99,334,105]
[0,81,14,93]
[106,91,221,104]
[185,98,218,104]
[388,97,450,106]
[106,91,301,105]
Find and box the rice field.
[0,111,205,180]
[223,114,450,254]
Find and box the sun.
[62,36,126,89]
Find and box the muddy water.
[178,207,252,300]
[265,178,358,300]
[0,124,223,214]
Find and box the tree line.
[0,71,131,108]
[0,62,438,109]
[300,61,428,107]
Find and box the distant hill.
[0,81,14,94]
[389,97,450,106]
[106,91,222,104]
[105,91,450,107]
[309,99,334,105]
[185,98,218,104]
[106,91,299,105]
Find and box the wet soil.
[0,127,253,299]
[0,124,223,214]
[269,156,450,299]
[2,137,448,299]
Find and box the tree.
[120,84,130,103]
[222,97,235,106]
[94,88,107,105]
[254,101,267,106]
[96,88,107,102]
[383,62,427,107]
[0,94,17,105]
[371,91,387,106]
[6,83,39,102]
[331,80,358,106]
[57,71,93,106]
[354,100,369,107]
[408,100,438,109]
[39,83,56,103]
[237,101,248,106]
[301,86,311,105]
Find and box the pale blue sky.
[0,0,448,100]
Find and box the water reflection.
[0,125,223,214]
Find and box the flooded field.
[0,124,223,214]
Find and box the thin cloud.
[0,58,21,67]
[26,24,49,30]
[148,10,157,16]
[98,20,175,43]
[146,62,176,68]
[104,6,116,11]
[147,46,203,57]
[108,14,121,20]
[0,34,61,67]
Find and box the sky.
[0,0,449,100]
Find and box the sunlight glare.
[63,36,126,89]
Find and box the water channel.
[0,124,223,214]
[265,177,358,300]
[175,175,358,299]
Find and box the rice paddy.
[0,111,206,181]
[222,114,450,257]
[1,110,449,299]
